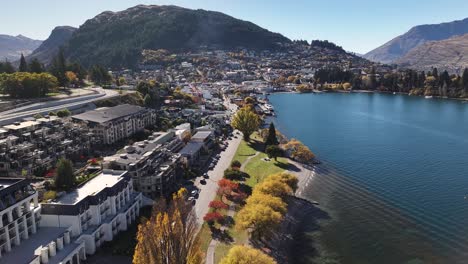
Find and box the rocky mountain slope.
[364,18,468,64]
[61,5,291,68]
[396,33,468,71]
[0,34,42,61]
[26,26,77,65]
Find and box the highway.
[0,87,119,126]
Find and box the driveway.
[194,133,242,225]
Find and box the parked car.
[203,173,209,179]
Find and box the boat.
[393,92,396,95]
[425,96,433,99]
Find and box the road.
[0,87,119,125]
[194,133,242,225]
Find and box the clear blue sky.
[2,0,468,53]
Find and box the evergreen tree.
[19,53,28,72]
[265,123,279,146]
[144,94,152,106]
[29,58,44,73]
[462,68,468,93]
[50,48,68,87]
[55,159,75,191]
[0,60,15,73]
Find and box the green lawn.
[244,153,289,187]
[232,139,257,164]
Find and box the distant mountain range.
[364,18,468,65]
[59,5,291,68]
[25,26,76,66]
[0,34,42,61]
[396,33,468,72]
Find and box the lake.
[269,92,468,264]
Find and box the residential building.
[40,170,142,256]
[72,104,157,145]
[0,178,86,264]
[103,132,184,198]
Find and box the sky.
[1,0,468,54]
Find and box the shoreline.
[267,89,468,102]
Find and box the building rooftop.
[1,227,80,264]
[192,131,213,141]
[3,120,39,131]
[49,170,126,205]
[179,141,204,156]
[72,104,147,124]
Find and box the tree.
[133,191,203,264]
[0,72,58,98]
[29,58,44,73]
[55,159,74,191]
[245,193,287,214]
[265,172,298,192]
[218,179,239,197]
[231,106,260,141]
[296,84,311,93]
[462,68,468,94]
[209,200,229,210]
[265,123,279,146]
[230,160,241,170]
[244,96,255,105]
[65,71,78,85]
[236,203,283,239]
[144,94,152,107]
[220,245,276,264]
[50,49,68,87]
[283,139,315,163]
[56,109,71,117]
[203,212,224,225]
[265,145,283,161]
[255,180,293,198]
[19,53,28,72]
[0,60,15,73]
[89,65,111,85]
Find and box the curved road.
[0,88,119,125]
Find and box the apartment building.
[0,118,99,177]
[40,170,142,255]
[72,104,157,145]
[103,132,184,198]
[0,178,86,264]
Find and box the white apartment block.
[0,178,86,264]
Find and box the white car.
[191,190,198,195]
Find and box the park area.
[197,132,293,263]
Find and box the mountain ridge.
[0,34,42,61]
[364,17,468,64]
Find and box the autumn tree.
[255,180,293,198]
[209,200,229,210]
[244,96,255,105]
[65,71,78,85]
[283,139,315,163]
[245,193,287,214]
[231,106,260,141]
[266,145,283,161]
[219,245,276,264]
[218,178,239,197]
[266,172,299,193]
[133,191,202,264]
[236,203,283,239]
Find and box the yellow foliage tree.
[245,192,287,214]
[264,172,299,192]
[255,180,293,198]
[133,191,202,264]
[219,245,276,264]
[231,106,260,141]
[236,203,283,239]
[283,139,315,163]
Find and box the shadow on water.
[256,196,331,264]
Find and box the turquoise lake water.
[269,92,468,264]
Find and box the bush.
[56,108,71,117]
[231,160,241,169]
[43,191,57,201]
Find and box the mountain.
[364,18,468,64]
[0,34,42,61]
[62,5,291,68]
[396,33,468,72]
[26,26,77,65]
